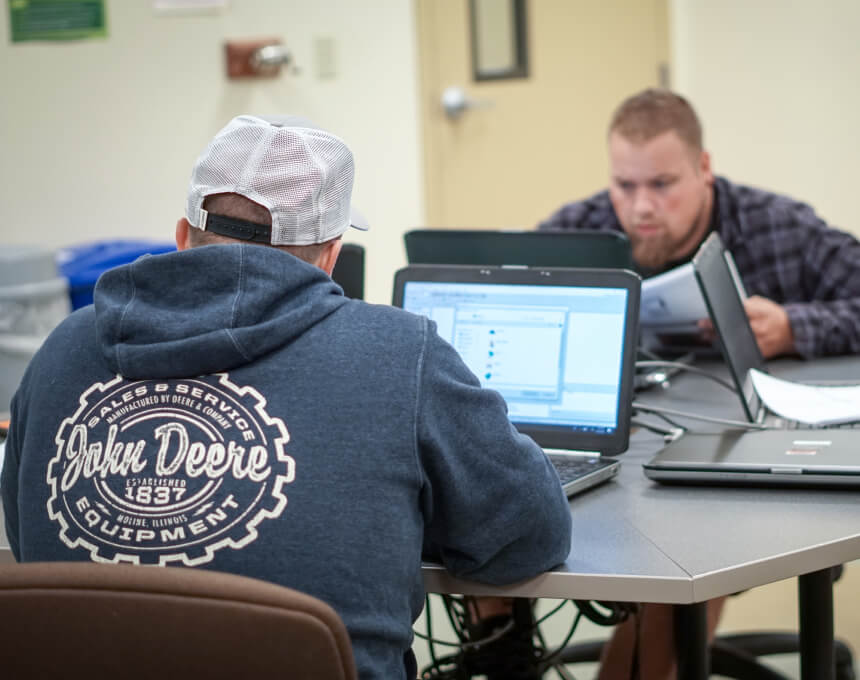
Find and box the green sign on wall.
[9,0,107,42]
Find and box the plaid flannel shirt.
[538,176,860,358]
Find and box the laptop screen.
[394,265,640,455]
[692,232,765,422]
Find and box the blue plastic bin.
[57,240,176,310]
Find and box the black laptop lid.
[692,232,765,422]
[392,265,641,455]
[404,229,634,269]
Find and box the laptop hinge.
[543,449,600,457]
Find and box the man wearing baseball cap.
[2,115,572,680]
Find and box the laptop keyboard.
[548,455,616,485]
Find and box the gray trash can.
[0,246,70,415]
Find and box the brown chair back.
[0,561,357,680]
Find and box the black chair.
[555,634,855,679]
[556,580,856,680]
[332,243,365,300]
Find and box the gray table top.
[424,356,860,603]
[3,357,860,606]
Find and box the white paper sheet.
[750,369,860,426]
[640,263,708,327]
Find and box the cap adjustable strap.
[199,209,271,244]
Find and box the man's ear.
[318,239,344,276]
[175,218,192,251]
[700,150,714,185]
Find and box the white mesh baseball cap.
[186,114,368,246]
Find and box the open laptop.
[405,228,671,387]
[692,232,859,427]
[404,229,634,269]
[644,232,860,486]
[393,264,641,497]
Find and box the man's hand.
[697,318,716,344]
[743,295,795,358]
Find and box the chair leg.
[710,639,791,680]
[552,631,856,680]
[718,632,855,680]
[718,632,801,657]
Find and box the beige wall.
[4,1,858,298]
[671,0,860,236]
[0,0,423,305]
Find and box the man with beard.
[539,88,860,360]
[531,89,860,678]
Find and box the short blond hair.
[189,193,335,265]
[609,89,703,151]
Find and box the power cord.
[635,360,737,393]
[417,596,643,679]
[534,599,571,626]
[418,596,540,680]
[414,619,516,651]
[538,608,584,670]
[574,600,638,627]
[630,416,685,439]
[632,401,770,430]
[636,346,664,361]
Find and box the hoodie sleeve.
[415,320,572,585]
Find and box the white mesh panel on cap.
[261,127,355,246]
[186,115,357,245]
[186,116,275,228]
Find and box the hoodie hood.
[95,244,347,379]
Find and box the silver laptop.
[644,429,860,487]
[393,264,641,497]
[644,232,860,486]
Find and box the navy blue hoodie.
[2,244,572,680]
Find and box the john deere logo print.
[48,374,294,565]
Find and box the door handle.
[441,86,493,120]
[251,44,292,72]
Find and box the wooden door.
[417,0,669,228]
